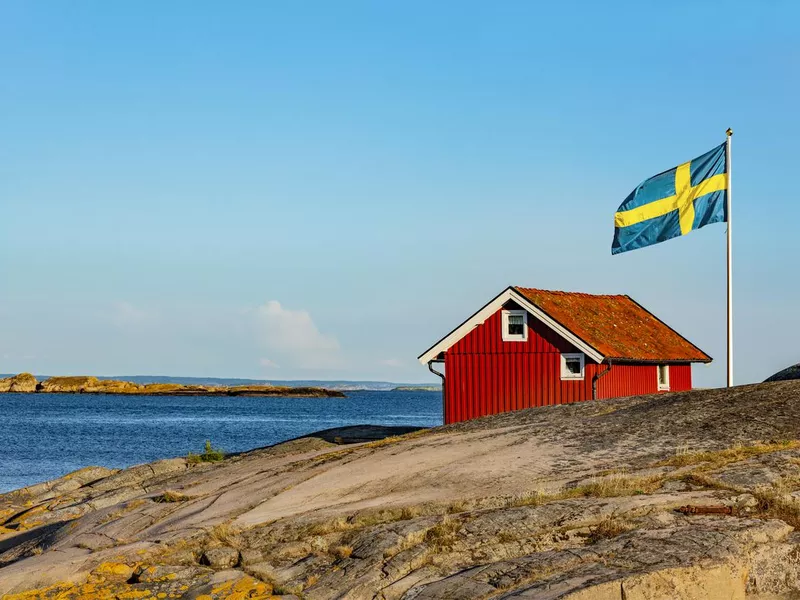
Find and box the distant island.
[392,385,441,392]
[0,373,345,398]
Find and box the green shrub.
[187,440,225,464]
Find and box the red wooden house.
[418,286,711,424]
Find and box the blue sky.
[1,1,797,386]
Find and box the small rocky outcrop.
[0,372,38,393]
[765,363,800,382]
[0,373,346,397]
[37,376,142,394]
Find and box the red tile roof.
[514,287,711,363]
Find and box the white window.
[501,309,528,342]
[658,365,670,390]
[560,353,585,380]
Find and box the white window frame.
[560,353,585,380]
[501,309,528,342]
[657,364,670,391]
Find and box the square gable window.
[501,310,527,342]
[561,353,585,380]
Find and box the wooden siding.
[443,304,694,424]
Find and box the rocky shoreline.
[0,373,345,397]
[5,382,800,597]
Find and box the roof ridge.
[514,287,627,299]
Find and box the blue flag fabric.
[612,142,728,254]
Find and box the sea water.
[0,390,442,492]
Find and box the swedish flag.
[612,142,728,254]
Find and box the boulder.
[200,546,240,569]
[0,373,37,393]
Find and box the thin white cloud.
[254,301,342,369]
[259,357,280,369]
[380,358,404,368]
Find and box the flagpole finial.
[726,127,733,137]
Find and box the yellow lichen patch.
[211,581,233,594]
[133,564,180,583]
[206,576,272,599]
[5,503,50,532]
[226,577,272,600]
[114,591,153,599]
[0,507,18,522]
[1,581,74,599]
[2,571,155,600]
[92,561,135,580]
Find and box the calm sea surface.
[0,391,442,493]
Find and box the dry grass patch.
[509,472,663,508]
[424,517,461,551]
[583,516,633,545]
[679,471,740,492]
[447,500,470,514]
[753,488,800,527]
[306,517,349,536]
[573,472,663,497]
[331,544,353,560]
[657,441,800,470]
[750,476,800,528]
[209,522,241,548]
[153,490,191,503]
[303,504,430,537]
[352,508,414,528]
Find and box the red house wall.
[443,305,693,424]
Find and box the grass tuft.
[208,522,240,548]
[583,516,632,544]
[331,545,353,560]
[657,441,800,470]
[424,517,461,551]
[509,472,663,509]
[152,490,191,503]
[187,440,225,464]
[752,480,800,528]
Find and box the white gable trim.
[418,287,605,365]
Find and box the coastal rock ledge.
[0,372,37,393]
[5,382,800,598]
[0,373,345,397]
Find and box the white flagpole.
[726,128,733,387]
